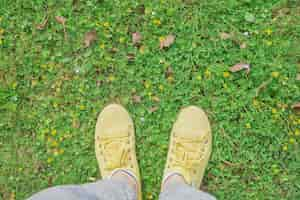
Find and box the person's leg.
[27,104,142,200]
[159,106,216,200]
[28,171,137,200]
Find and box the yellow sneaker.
[163,106,212,189]
[95,104,142,200]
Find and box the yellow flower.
[223,72,230,78]
[51,129,57,136]
[205,69,211,78]
[167,76,174,83]
[103,22,110,28]
[159,36,165,43]
[271,108,277,114]
[245,123,251,129]
[289,138,296,144]
[159,84,164,91]
[144,81,151,89]
[108,75,115,82]
[80,105,86,110]
[265,40,272,46]
[282,145,288,151]
[119,37,125,43]
[99,43,105,49]
[51,140,58,147]
[153,19,161,25]
[47,157,54,163]
[295,129,300,136]
[271,71,279,78]
[264,28,272,35]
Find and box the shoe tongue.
[174,128,208,140]
[101,127,130,137]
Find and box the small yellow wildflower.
[271,108,277,114]
[12,82,17,89]
[139,45,145,54]
[245,123,251,129]
[51,140,58,147]
[167,76,174,83]
[264,28,272,35]
[53,102,58,108]
[53,149,59,156]
[119,37,125,43]
[100,43,105,49]
[205,69,211,78]
[265,40,272,46]
[295,129,300,136]
[153,19,161,25]
[51,129,57,136]
[196,75,202,80]
[159,84,164,91]
[253,99,259,107]
[144,81,151,89]
[223,72,230,78]
[103,22,110,28]
[108,75,115,82]
[59,149,64,155]
[282,145,288,151]
[289,138,296,144]
[80,105,86,110]
[47,157,54,163]
[159,36,165,43]
[271,71,279,78]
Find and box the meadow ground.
[0,0,300,199]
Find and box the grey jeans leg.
[27,179,137,200]
[159,182,216,200]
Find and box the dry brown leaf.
[291,102,300,112]
[240,42,247,49]
[55,16,66,25]
[36,16,49,30]
[165,66,173,78]
[296,73,300,81]
[152,96,160,102]
[219,32,232,40]
[132,32,142,45]
[229,63,250,74]
[84,30,97,48]
[127,53,135,61]
[160,34,175,49]
[132,95,142,103]
[149,106,158,113]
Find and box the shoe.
[95,104,142,200]
[163,106,212,189]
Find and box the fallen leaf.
[127,53,135,61]
[55,16,68,40]
[160,34,175,49]
[36,16,49,30]
[165,66,173,78]
[149,106,158,113]
[132,32,142,45]
[83,30,97,48]
[132,95,142,103]
[240,42,247,49]
[291,102,300,112]
[296,73,300,81]
[219,32,232,40]
[229,63,250,74]
[55,16,66,25]
[152,96,160,102]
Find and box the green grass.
[1,0,300,199]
